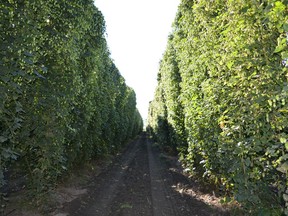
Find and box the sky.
[94,0,180,123]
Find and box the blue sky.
[94,0,180,122]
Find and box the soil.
[3,133,235,216]
[59,133,231,216]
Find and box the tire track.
[65,137,143,216]
[146,137,177,216]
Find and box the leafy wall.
[148,0,288,213]
[0,0,142,196]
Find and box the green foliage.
[148,0,288,213]
[0,0,142,199]
[147,38,187,153]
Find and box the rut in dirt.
[62,133,229,216]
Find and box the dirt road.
[61,133,229,216]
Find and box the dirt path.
[61,133,229,216]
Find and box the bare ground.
[2,133,235,216]
[60,133,231,216]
